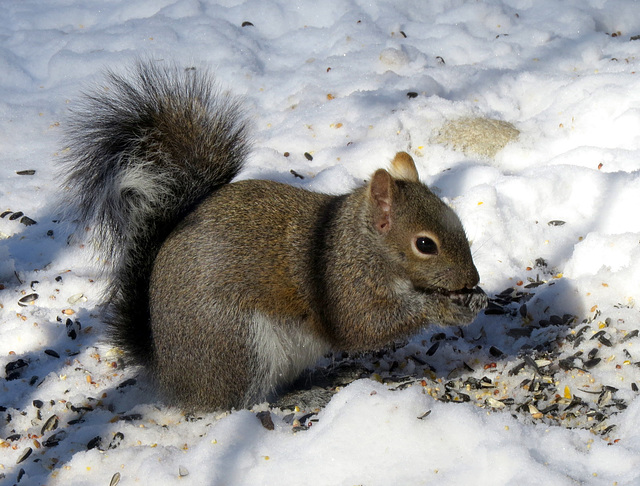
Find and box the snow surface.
[1,0,640,485]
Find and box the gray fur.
[61,60,486,411]
[61,61,249,364]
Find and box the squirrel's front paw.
[437,287,487,326]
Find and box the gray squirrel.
[61,61,487,411]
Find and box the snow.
[1,0,640,485]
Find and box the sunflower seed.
[5,359,28,380]
[507,327,533,338]
[430,332,446,342]
[486,307,507,315]
[41,415,59,434]
[116,378,137,389]
[549,315,564,325]
[20,216,37,226]
[43,430,67,447]
[539,403,559,414]
[508,361,526,376]
[109,432,125,449]
[87,436,102,450]
[417,410,431,419]
[598,335,613,347]
[66,319,78,340]
[584,358,601,369]
[110,472,121,486]
[120,414,142,422]
[18,293,38,306]
[16,447,32,464]
[524,281,544,289]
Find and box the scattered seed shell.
[67,293,87,305]
[528,404,543,419]
[486,397,506,409]
[18,293,38,306]
[256,411,275,431]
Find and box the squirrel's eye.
[415,236,438,255]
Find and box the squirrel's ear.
[368,169,393,234]
[389,152,419,182]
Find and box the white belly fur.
[248,313,331,402]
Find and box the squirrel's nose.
[464,266,480,289]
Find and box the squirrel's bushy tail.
[61,61,250,363]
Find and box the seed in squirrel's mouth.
[447,287,488,310]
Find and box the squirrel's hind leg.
[149,307,254,411]
[149,310,329,411]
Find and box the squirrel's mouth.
[438,286,488,311]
